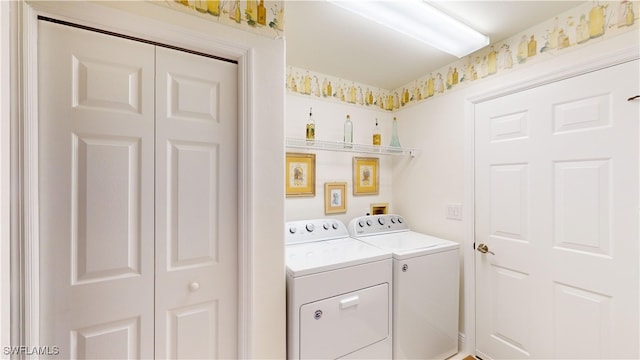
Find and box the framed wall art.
[285,152,316,197]
[324,182,347,214]
[353,157,379,195]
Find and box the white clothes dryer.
[285,219,393,360]
[348,214,460,360]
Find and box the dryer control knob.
[390,217,397,224]
[289,227,297,234]
[358,220,365,228]
[397,217,403,223]
[306,223,315,232]
[366,219,372,226]
[323,223,330,230]
[378,217,385,225]
[332,222,339,230]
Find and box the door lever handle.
[628,95,640,101]
[477,243,495,255]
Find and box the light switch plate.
[446,203,463,221]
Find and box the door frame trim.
[0,1,10,351]
[13,1,255,357]
[462,33,639,356]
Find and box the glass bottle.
[246,0,256,22]
[389,116,401,149]
[372,118,381,146]
[195,0,207,13]
[626,2,635,27]
[305,107,315,143]
[206,0,220,16]
[344,114,353,148]
[258,0,267,26]
[589,4,605,39]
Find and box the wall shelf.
[286,138,420,158]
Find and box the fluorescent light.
[327,0,489,58]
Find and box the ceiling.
[285,1,586,90]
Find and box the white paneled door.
[155,46,238,359]
[475,60,639,359]
[38,20,237,359]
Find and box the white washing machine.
[285,219,393,360]
[348,214,460,360]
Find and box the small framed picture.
[285,152,316,197]
[353,157,379,195]
[324,182,347,214]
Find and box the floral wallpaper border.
[156,0,285,38]
[287,1,638,112]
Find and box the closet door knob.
[189,282,200,292]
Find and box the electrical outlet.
[446,203,463,221]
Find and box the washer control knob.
[378,217,386,225]
[289,227,297,234]
[332,222,339,230]
[366,219,372,226]
[306,223,315,232]
[323,223,330,230]
[358,220,365,228]
[397,217,403,224]
[390,217,397,224]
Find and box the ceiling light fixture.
[327,0,490,58]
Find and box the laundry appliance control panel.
[348,214,409,237]
[285,219,349,245]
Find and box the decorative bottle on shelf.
[389,116,402,149]
[344,114,353,148]
[305,107,315,144]
[372,118,381,146]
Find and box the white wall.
[6,2,286,358]
[285,94,398,224]
[392,95,465,241]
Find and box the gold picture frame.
[324,182,347,214]
[353,157,379,195]
[286,152,316,197]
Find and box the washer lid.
[360,231,459,259]
[285,237,391,277]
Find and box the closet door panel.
[155,47,238,359]
[38,20,155,359]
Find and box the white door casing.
[474,60,639,359]
[0,1,10,351]
[38,20,238,358]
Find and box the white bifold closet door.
[38,20,238,359]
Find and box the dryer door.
[299,283,389,359]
